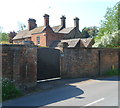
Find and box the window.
[37,36,40,45]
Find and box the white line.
[37,77,61,82]
[82,98,104,108]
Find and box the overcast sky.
[0,0,118,32]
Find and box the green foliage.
[0,32,9,42]
[98,2,119,37]
[93,2,120,48]
[82,27,90,38]
[1,78,23,101]
[0,26,12,43]
[104,69,120,77]
[82,26,98,38]
[93,30,120,48]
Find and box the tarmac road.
[2,76,119,107]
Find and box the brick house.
[13,14,85,47]
[13,14,94,47]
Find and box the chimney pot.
[74,17,79,29]
[43,14,49,26]
[28,18,37,30]
[60,15,66,28]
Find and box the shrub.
[0,78,23,101]
[93,30,120,48]
[104,69,120,76]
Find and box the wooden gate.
[37,48,60,80]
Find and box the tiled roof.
[50,38,80,48]
[63,27,83,39]
[58,27,74,34]
[80,38,94,47]
[52,25,62,32]
[50,38,94,48]
[13,26,46,40]
[13,30,32,40]
[49,40,61,47]
[31,26,46,34]
[61,38,80,47]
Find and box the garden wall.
[61,47,120,78]
[1,44,37,89]
[99,49,119,76]
[1,44,120,89]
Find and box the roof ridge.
[58,27,74,34]
[52,25,62,27]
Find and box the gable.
[61,38,80,47]
[63,27,83,39]
[80,38,95,47]
[52,25,63,33]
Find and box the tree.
[82,27,90,38]
[98,2,120,36]
[8,31,17,43]
[93,2,120,48]
[0,32,9,42]
[0,26,9,43]
[93,30,120,48]
[82,26,98,38]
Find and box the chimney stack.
[74,17,79,29]
[60,15,66,28]
[28,18,37,31]
[43,14,49,26]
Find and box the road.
[2,76,119,107]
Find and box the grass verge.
[104,69,120,77]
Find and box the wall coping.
[64,47,120,51]
[0,44,37,48]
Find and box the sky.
[0,0,119,32]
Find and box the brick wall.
[99,49,119,76]
[46,33,65,46]
[1,44,37,89]
[31,33,46,46]
[31,27,65,47]
[2,44,119,88]
[61,47,120,78]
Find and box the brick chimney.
[74,17,79,29]
[60,15,66,28]
[43,14,49,26]
[28,18,37,30]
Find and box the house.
[13,14,94,47]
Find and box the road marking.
[37,77,61,82]
[82,98,104,107]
